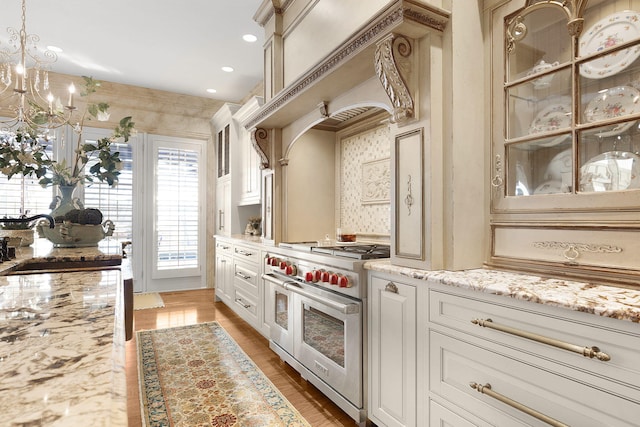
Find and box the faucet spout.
[1,214,55,229]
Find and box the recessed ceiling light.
[221,66,234,73]
[47,45,63,53]
[206,88,217,94]
[243,34,257,43]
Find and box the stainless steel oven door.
[263,274,294,355]
[291,283,362,407]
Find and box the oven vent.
[314,106,387,130]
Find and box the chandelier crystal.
[0,0,75,132]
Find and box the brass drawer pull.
[469,382,569,427]
[234,298,251,309]
[235,249,253,256]
[385,282,398,293]
[235,272,251,280]
[471,318,611,361]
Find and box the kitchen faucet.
[1,214,55,229]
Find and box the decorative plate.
[529,104,572,135]
[544,148,573,182]
[579,10,640,79]
[533,180,563,195]
[591,121,636,138]
[584,85,640,123]
[580,151,640,192]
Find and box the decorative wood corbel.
[375,33,414,124]
[250,128,270,169]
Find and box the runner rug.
[137,322,310,427]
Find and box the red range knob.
[279,261,288,269]
[285,265,297,275]
[270,257,279,266]
[330,274,339,285]
[338,276,350,288]
[321,271,330,282]
[304,271,314,282]
[312,270,321,282]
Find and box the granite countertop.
[0,240,126,426]
[366,260,640,324]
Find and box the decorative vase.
[37,184,115,248]
[50,185,84,220]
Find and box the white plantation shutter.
[84,141,134,240]
[154,145,200,272]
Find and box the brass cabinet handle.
[471,318,611,361]
[469,382,569,427]
[235,272,251,280]
[235,298,251,309]
[385,282,398,293]
[235,249,253,256]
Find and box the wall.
[338,124,391,242]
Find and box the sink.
[6,259,121,275]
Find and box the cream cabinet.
[215,178,231,236]
[487,0,640,286]
[233,96,264,206]
[427,284,640,426]
[214,237,234,303]
[231,243,262,330]
[368,273,416,427]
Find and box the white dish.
[533,180,563,195]
[579,10,640,79]
[544,148,573,182]
[584,85,640,124]
[591,121,637,138]
[529,104,572,135]
[580,151,640,192]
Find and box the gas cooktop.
[311,244,390,260]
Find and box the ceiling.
[0,0,265,102]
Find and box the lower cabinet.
[214,238,233,303]
[368,273,417,427]
[231,243,261,330]
[367,270,640,427]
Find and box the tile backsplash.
[339,125,391,241]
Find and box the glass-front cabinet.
[489,0,640,287]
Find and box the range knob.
[269,257,279,266]
[329,273,339,285]
[304,270,319,282]
[279,261,288,270]
[285,265,297,275]
[338,275,351,288]
[321,271,330,282]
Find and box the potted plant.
[0,76,135,246]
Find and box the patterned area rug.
[134,292,165,310]
[137,322,310,427]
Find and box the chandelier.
[0,0,75,133]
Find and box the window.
[155,145,200,271]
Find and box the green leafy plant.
[0,76,135,187]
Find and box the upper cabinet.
[488,0,640,287]
[233,96,264,206]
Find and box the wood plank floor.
[126,288,358,426]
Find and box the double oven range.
[262,242,390,425]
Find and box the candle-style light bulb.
[68,83,75,107]
[47,93,54,113]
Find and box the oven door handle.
[262,274,359,315]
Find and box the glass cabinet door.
[495,0,640,208]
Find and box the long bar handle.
[471,318,610,361]
[235,271,251,280]
[262,274,359,315]
[235,249,254,256]
[469,382,570,427]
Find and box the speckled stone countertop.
[0,240,126,426]
[365,260,640,323]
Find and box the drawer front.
[429,288,640,394]
[234,288,258,318]
[492,225,640,271]
[430,330,640,427]
[233,261,258,290]
[429,399,485,427]
[233,243,261,264]
[215,239,233,255]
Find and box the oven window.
[302,304,345,367]
[275,291,288,330]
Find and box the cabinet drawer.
[215,239,233,254]
[234,288,257,318]
[430,330,639,427]
[429,288,640,394]
[233,261,258,290]
[233,243,261,264]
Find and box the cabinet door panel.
[369,275,416,427]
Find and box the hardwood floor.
[126,288,357,426]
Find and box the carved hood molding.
[246,0,450,130]
[375,34,414,124]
